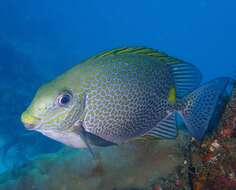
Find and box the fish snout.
[21,111,41,130]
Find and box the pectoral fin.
[72,122,116,159]
[73,126,97,159]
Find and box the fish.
[21,47,230,149]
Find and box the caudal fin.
[180,77,231,141]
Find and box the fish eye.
[57,91,73,106]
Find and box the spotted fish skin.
[82,54,174,143]
[22,47,230,148]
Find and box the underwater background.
[0,0,236,189]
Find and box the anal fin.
[144,112,177,139]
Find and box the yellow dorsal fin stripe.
[168,87,176,105]
[91,47,182,64]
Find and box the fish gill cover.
[0,0,235,190]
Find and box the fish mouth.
[21,111,41,130]
[23,123,37,130]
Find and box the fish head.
[21,79,85,133]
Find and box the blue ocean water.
[0,0,235,181]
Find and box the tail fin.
[179,77,230,141]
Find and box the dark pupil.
[60,94,70,105]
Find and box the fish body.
[21,47,229,148]
[79,54,177,143]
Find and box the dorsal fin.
[92,47,202,98]
[168,61,202,98]
[91,47,183,64]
